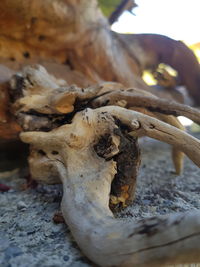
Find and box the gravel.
[0,132,200,267]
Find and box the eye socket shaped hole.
[52,151,59,155]
[38,150,46,156]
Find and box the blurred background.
[99,0,200,129]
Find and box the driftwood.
[20,105,200,267]
[5,65,200,266]
[1,0,200,265]
[0,0,200,105]
[0,0,199,143]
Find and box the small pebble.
[17,201,28,210]
[63,255,69,261]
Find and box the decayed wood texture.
[0,0,199,141]
[93,89,200,124]
[0,0,199,265]
[0,65,21,140]
[0,0,200,104]
[20,107,200,267]
[6,65,199,266]
[10,65,200,175]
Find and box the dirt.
[0,130,200,267]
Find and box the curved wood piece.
[129,106,185,174]
[116,33,200,105]
[93,90,200,124]
[99,106,200,168]
[20,107,200,266]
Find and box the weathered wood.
[1,0,199,104]
[10,65,189,174]
[93,89,200,124]
[0,65,21,140]
[20,107,200,266]
[0,0,200,265]
[116,33,200,105]
[94,124,141,209]
[129,107,185,175]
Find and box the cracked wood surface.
[20,107,200,266]
[0,0,199,263]
[0,0,200,104]
[93,90,200,124]
[10,65,200,175]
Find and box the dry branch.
[129,106,185,174]
[0,0,199,264]
[93,90,200,124]
[20,107,200,266]
[1,0,199,104]
[8,65,188,174]
[9,65,198,176]
[116,33,200,105]
[2,64,200,266]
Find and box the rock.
[17,201,28,210]
[63,255,69,262]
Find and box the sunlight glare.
[178,116,193,126]
[111,0,200,45]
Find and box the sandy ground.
[0,131,200,267]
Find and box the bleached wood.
[129,106,185,174]
[99,106,200,167]
[93,90,200,124]
[20,107,200,266]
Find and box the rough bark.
[0,0,199,147]
[0,0,199,104]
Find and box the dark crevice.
[52,151,59,155]
[38,150,46,156]
[93,118,141,212]
[9,75,25,102]
[64,58,75,70]
[148,106,178,116]
[23,51,30,58]
[125,231,200,256]
[128,216,168,238]
[38,35,46,41]
[10,57,15,61]
[111,124,141,211]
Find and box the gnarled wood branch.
[0,0,199,264]
[20,107,200,266]
[129,106,185,175]
[1,0,199,105]
[8,66,185,174]
[92,89,200,124]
